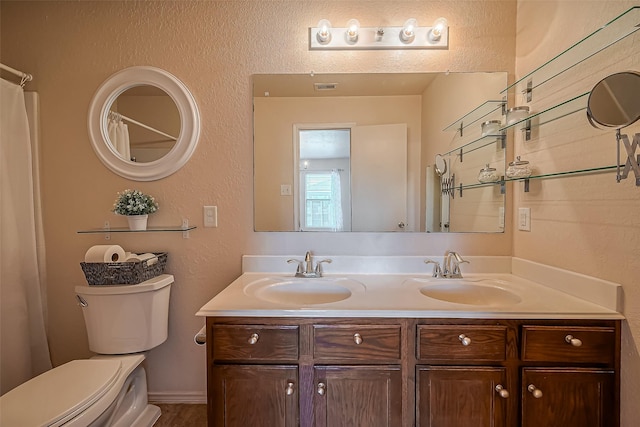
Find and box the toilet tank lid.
[0,359,122,427]
[75,273,174,295]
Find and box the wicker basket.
[80,252,168,285]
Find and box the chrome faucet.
[442,250,469,278]
[424,251,470,279]
[287,251,332,278]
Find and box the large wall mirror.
[254,72,507,233]
[88,66,200,181]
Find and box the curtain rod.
[109,111,178,141]
[0,63,33,86]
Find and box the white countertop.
[196,256,623,320]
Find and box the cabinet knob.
[248,333,259,345]
[527,384,543,399]
[317,382,326,396]
[353,333,363,345]
[565,334,582,347]
[458,334,471,346]
[285,382,295,396]
[495,384,509,399]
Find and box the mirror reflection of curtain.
[331,169,344,231]
[0,79,52,395]
[108,116,131,161]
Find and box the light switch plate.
[518,207,531,231]
[204,206,217,228]
[280,184,292,196]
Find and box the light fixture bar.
[309,25,449,50]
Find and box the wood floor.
[154,404,207,426]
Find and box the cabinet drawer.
[522,326,615,364]
[417,325,507,361]
[212,325,299,361]
[313,325,401,360]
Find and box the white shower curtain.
[0,78,52,395]
[108,116,131,161]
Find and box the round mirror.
[587,71,640,129]
[434,154,447,176]
[88,66,200,181]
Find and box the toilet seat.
[0,357,135,426]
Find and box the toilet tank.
[75,274,173,354]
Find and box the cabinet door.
[522,368,615,427]
[211,365,298,427]
[313,365,402,427]
[416,366,509,427]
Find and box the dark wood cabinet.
[313,365,402,427]
[417,366,509,427]
[211,365,299,427]
[206,317,620,427]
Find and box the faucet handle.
[424,259,442,278]
[287,259,304,275]
[315,259,332,276]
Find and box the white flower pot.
[127,214,148,231]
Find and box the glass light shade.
[400,18,417,42]
[317,19,332,43]
[346,19,360,42]
[429,17,448,41]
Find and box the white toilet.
[0,274,173,427]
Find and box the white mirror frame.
[88,66,200,181]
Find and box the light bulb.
[346,19,360,42]
[316,19,332,43]
[429,17,448,41]
[400,18,417,42]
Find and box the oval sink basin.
[419,281,522,306]
[245,277,364,305]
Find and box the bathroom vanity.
[197,256,623,427]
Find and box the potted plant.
[112,189,159,230]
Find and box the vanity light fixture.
[309,17,449,50]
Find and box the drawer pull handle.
[317,382,326,396]
[527,384,543,399]
[248,333,259,345]
[458,334,471,346]
[353,333,363,345]
[285,382,295,396]
[565,334,582,347]
[495,384,509,399]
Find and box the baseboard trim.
[148,391,207,404]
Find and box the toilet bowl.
[0,274,173,427]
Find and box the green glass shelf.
[442,133,504,157]
[443,100,505,133]
[501,6,640,95]
[77,225,197,234]
[499,92,589,134]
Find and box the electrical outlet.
[280,185,292,196]
[204,206,217,228]
[518,207,531,231]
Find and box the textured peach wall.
[513,1,640,425]
[2,0,516,401]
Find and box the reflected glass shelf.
[77,225,197,234]
[501,6,640,95]
[442,133,504,157]
[442,100,505,133]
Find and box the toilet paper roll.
[84,245,126,263]
[125,252,158,265]
[194,326,206,346]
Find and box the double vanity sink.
[198,255,622,318]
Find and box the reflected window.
[303,172,339,230]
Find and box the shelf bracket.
[458,122,464,137]
[500,177,506,195]
[499,133,506,150]
[182,218,191,239]
[525,79,533,102]
[458,183,463,198]
[523,178,530,192]
[617,132,640,186]
[103,221,111,240]
[459,148,464,162]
